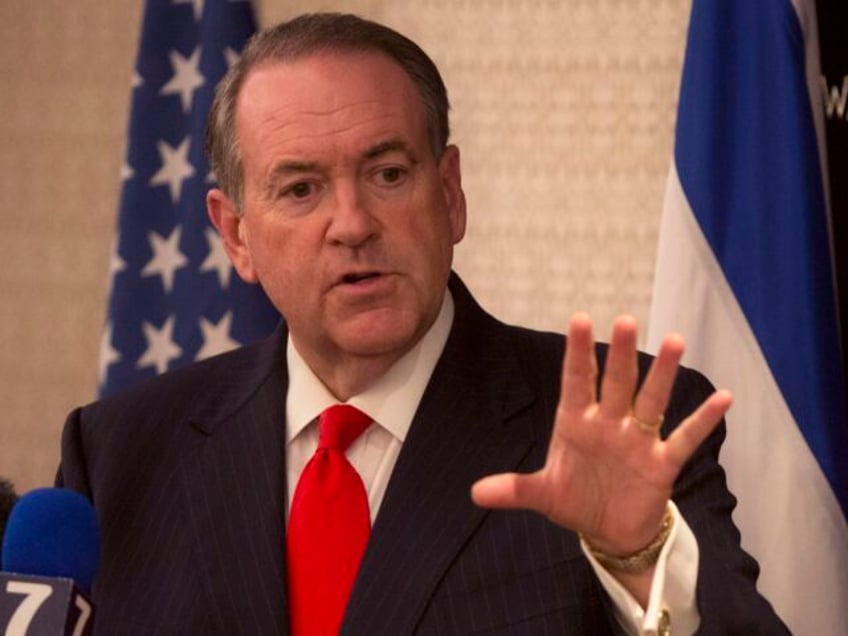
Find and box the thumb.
[471,471,547,513]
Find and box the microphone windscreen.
[1,488,99,593]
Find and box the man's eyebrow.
[263,160,319,197]
[268,160,319,178]
[362,139,414,161]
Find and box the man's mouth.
[340,271,381,285]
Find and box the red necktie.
[287,405,372,635]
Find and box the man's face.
[209,51,466,378]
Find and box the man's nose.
[325,181,378,247]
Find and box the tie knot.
[318,404,372,451]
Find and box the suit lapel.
[178,326,292,634]
[343,276,541,634]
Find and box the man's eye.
[376,167,407,185]
[287,182,313,198]
[382,168,401,182]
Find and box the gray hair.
[205,13,451,210]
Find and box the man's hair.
[0,478,18,546]
[205,13,451,211]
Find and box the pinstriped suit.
[57,275,787,634]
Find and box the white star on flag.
[121,161,135,182]
[195,311,240,360]
[142,226,188,293]
[159,47,205,113]
[137,316,183,374]
[98,322,122,384]
[149,136,195,203]
[132,70,144,89]
[200,227,232,288]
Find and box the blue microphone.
[1,488,100,635]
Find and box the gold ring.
[631,413,664,434]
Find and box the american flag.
[99,0,278,397]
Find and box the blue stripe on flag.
[674,0,847,511]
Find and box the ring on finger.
[630,412,664,434]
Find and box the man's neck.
[300,350,414,402]
[290,293,455,402]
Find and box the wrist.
[580,503,675,574]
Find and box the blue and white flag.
[99,0,278,397]
[648,0,848,632]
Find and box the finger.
[561,312,598,413]
[598,316,638,418]
[632,333,685,424]
[470,472,549,515]
[665,389,733,467]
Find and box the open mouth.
[340,271,381,285]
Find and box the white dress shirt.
[285,291,700,635]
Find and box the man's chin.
[332,311,426,359]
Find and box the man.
[58,13,786,634]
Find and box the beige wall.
[0,0,690,492]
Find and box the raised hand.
[471,312,732,560]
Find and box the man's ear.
[439,145,467,244]
[207,188,259,283]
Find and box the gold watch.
[581,504,675,574]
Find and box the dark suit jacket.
[57,275,787,634]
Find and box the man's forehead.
[234,50,428,157]
[238,49,416,109]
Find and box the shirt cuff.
[579,501,700,635]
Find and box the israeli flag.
[647,1,848,633]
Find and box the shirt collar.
[286,290,455,444]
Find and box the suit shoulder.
[493,320,717,408]
[78,330,284,433]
